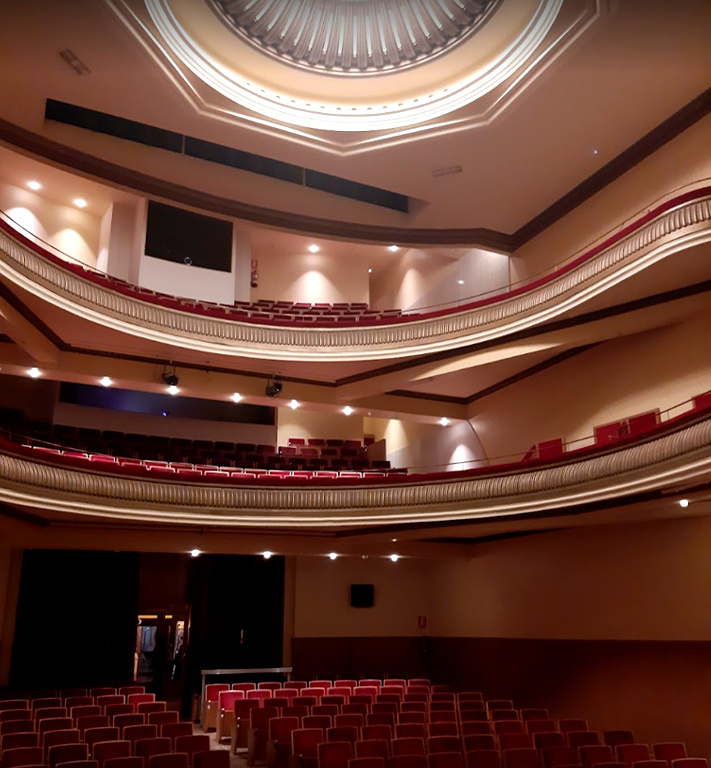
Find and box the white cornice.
[0,194,710,362]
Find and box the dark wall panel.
[292,636,430,680]
[11,550,139,688]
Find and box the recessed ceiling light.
[439,417,449,426]
[231,392,242,403]
[342,406,353,416]
[167,384,179,396]
[308,244,319,253]
[458,280,464,285]
[99,376,113,387]
[389,554,400,562]
[593,149,599,155]
[388,245,399,252]
[190,549,201,558]
[289,400,299,409]
[73,198,87,208]
[679,499,689,508]
[328,552,338,560]
[27,367,41,379]
[263,550,273,559]
[368,268,372,273]
[28,181,41,191]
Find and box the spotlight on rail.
[265,377,283,398]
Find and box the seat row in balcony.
[0,417,390,473]
[21,445,402,481]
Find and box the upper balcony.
[1,186,710,362]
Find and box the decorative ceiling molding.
[0,191,710,362]
[143,0,562,132]
[100,0,600,149]
[0,412,709,528]
[210,0,501,74]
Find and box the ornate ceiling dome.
[210,0,502,74]
[134,0,573,137]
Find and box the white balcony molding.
[0,414,709,529]
[0,193,710,362]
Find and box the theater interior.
[1,0,711,759]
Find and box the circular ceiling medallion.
[210,0,502,74]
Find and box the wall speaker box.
[350,583,375,608]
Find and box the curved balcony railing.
[1,188,710,361]
[0,399,709,529]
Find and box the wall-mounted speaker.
[350,583,374,608]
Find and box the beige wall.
[1,181,100,268]
[293,555,434,638]
[510,113,711,283]
[251,248,369,305]
[293,511,711,643]
[139,253,236,305]
[365,416,487,471]
[429,514,711,641]
[470,313,711,460]
[277,407,364,447]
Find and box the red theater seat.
[93,740,131,768]
[355,740,389,762]
[653,745,687,764]
[318,741,353,768]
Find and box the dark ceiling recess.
[44,99,409,213]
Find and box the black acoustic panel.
[59,382,275,425]
[145,201,233,271]
[185,136,304,185]
[11,550,139,688]
[305,169,409,213]
[45,99,183,153]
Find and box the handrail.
[3,181,710,321]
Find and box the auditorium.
[1,0,711,762]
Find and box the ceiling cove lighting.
[679,499,690,508]
[389,554,400,562]
[99,376,113,387]
[190,549,201,557]
[328,552,338,560]
[28,181,41,191]
[73,198,87,208]
[231,392,242,403]
[262,550,273,559]
[342,406,353,416]
[27,367,41,379]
